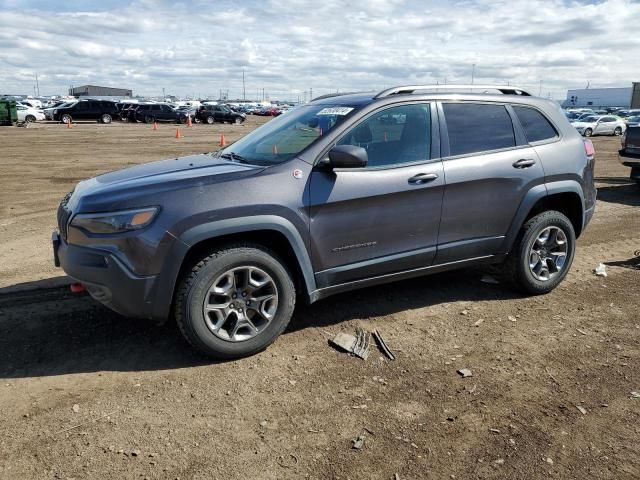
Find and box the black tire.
[502,210,576,295]
[584,128,592,137]
[179,116,188,124]
[234,117,243,125]
[61,114,72,124]
[100,113,112,124]
[206,116,215,125]
[144,115,154,124]
[614,126,622,136]
[25,115,36,123]
[174,244,296,359]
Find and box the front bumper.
[53,231,160,320]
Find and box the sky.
[0,0,639,101]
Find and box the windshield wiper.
[219,152,254,164]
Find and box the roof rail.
[374,84,532,98]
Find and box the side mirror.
[327,145,368,168]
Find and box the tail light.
[583,138,595,157]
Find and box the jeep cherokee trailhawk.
[54,85,596,358]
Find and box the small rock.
[288,380,297,386]
[489,428,500,434]
[509,438,516,445]
[593,263,607,277]
[473,319,484,327]
[457,368,473,378]
[131,449,141,457]
[545,457,554,465]
[630,391,640,399]
[460,309,469,316]
[508,316,517,322]
[352,435,365,450]
[494,458,505,465]
[576,405,587,415]
[259,420,268,427]
[72,404,80,413]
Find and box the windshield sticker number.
[317,107,354,116]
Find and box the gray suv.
[53,85,596,358]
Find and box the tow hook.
[70,282,86,293]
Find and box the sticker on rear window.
[317,107,354,116]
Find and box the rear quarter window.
[443,103,515,156]
[512,106,558,143]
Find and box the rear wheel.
[144,115,154,124]
[234,117,243,124]
[100,113,112,124]
[584,128,593,137]
[614,126,622,136]
[174,245,296,359]
[206,116,215,124]
[25,114,36,123]
[61,114,72,124]
[502,210,575,295]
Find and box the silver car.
[571,115,626,137]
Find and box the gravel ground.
[0,121,639,479]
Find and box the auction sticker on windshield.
[317,107,354,116]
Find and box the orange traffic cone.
[66,120,72,129]
[175,128,182,139]
[219,134,226,147]
[187,115,193,127]
[152,121,158,130]
[272,144,278,155]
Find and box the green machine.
[0,100,18,126]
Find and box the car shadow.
[595,180,640,207]
[0,268,519,379]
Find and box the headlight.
[70,207,159,234]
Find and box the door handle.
[408,173,439,185]
[512,158,536,169]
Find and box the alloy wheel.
[528,226,568,281]
[203,266,278,342]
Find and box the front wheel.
[205,116,214,124]
[61,114,72,124]
[25,114,36,123]
[584,128,593,137]
[234,117,244,125]
[144,115,154,124]
[614,126,622,136]
[174,245,296,359]
[101,113,112,124]
[502,210,576,295]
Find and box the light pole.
[471,64,475,85]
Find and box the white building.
[562,86,632,108]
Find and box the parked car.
[571,115,626,137]
[53,84,596,359]
[16,104,45,123]
[618,126,640,184]
[196,104,245,124]
[133,104,181,123]
[52,99,119,124]
[624,115,640,128]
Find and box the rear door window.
[512,106,558,143]
[443,103,515,156]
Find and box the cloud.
[0,0,638,100]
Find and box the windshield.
[580,116,598,122]
[219,104,358,165]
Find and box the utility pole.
[35,73,40,96]
[242,69,246,101]
[310,87,313,100]
[262,87,265,101]
[162,87,165,99]
[471,64,475,84]
[539,80,543,96]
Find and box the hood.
[67,153,263,212]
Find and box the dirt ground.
[0,121,639,480]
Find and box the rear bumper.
[619,149,640,167]
[53,231,162,320]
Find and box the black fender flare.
[502,180,584,253]
[150,216,316,321]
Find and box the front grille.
[57,191,73,240]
